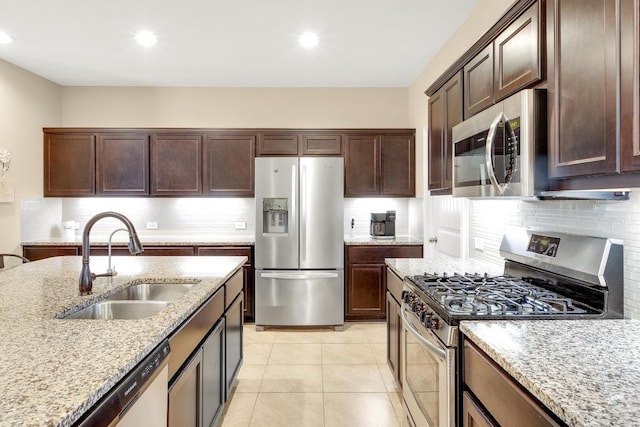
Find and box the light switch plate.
[474,237,485,251]
[235,222,247,230]
[146,221,158,230]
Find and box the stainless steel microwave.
[452,89,547,198]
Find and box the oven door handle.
[401,307,446,361]
[485,112,508,196]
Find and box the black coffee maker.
[370,211,396,239]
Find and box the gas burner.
[409,272,589,317]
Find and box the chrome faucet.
[106,228,128,276]
[79,212,144,295]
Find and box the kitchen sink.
[64,301,171,320]
[106,283,195,302]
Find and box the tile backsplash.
[22,197,424,241]
[469,193,640,320]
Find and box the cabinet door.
[380,134,415,196]
[96,133,149,196]
[462,392,496,427]
[168,348,203,427]
[202,319,225,427]
[547,0,618,179]
[428,72,463,193]
[225,293,244,398]
[386,292,401,385]
[345,134,379,197]
[464,45,495,118]
[346,264,385,320]
[494,3,542,101]
[203,134,255,197]
[44,133,95,196]
[151,134,202,195]
[620,0,640,172]
[256,133,299,155]
[301,134,342,155]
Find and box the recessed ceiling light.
[298,32,319,48]
[135,30,157,47]
[0,31,13,44]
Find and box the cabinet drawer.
[225,269,243,309]
[347,245,423,264]
[197,246,252,264]
[464,340,562,427]
[168,288,224,380]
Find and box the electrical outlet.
[235,222,247,230]
[474,237,485,251]
[146,221,158,230]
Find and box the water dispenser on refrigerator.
[263,198,288,234]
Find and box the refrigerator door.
[255,157,299,269]
[255,270,344,326]
[299,157,344,269]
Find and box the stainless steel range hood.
[536,190,630,201]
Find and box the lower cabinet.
[345,244,423,321]
[463,338,564,427]
[168,318,225,427]
[225,292,244,398]
[386,268,403,387]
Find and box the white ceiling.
[0,0,479,87]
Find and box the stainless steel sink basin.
[64,301,171,320]
[106,283,195,302]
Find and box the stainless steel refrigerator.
[254,157,344,329]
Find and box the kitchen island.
[0,255,245,426]
[462,320,640,427]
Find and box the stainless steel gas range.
[400,227,624,427]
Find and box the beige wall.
[0,59,61,254]
[60,87,410,128]
[409,0,516,198]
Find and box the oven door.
[401,305,455,427]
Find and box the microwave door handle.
[485,112,507,196]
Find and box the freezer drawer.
[255,270,344,327]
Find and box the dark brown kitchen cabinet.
[344,132,415,197]
[151,134,202,196]
[620,0,640,173]
[464,45,495,118]
[197,246,254,322]
[96,133,149,196]
[203,134,255,197]
[22,245,78,261]
[345,244,422,321]
[463,2,542,118]
[256,133,299,156]
[44,133,95,196]
[256,132,342,156]
[428,71,463,194]
[463,339,564,427]
[546,0,618,180]
[301,134,342,155]
[463,392,496,427]
[386,268,404,387]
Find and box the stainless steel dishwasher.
[76,339,170,427]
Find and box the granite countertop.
[21,234,256,246]
[461,320,640,427]
[385,254,504,278]
[344,235,423,245]
[0,255,245,427]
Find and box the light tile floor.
[221,322,402,427]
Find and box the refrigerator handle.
[300,163,307,263]
[260,272,340,280]
[291,162,297,237]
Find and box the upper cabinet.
[428,72,463,194]
[345,131,415,197]
[203,134,255,197]
[464,2,542,118]
[96,133,149,196]
[44,132,95,197]
[151,134,203,196]
[256,131,342,156]
[546,0,640,189]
